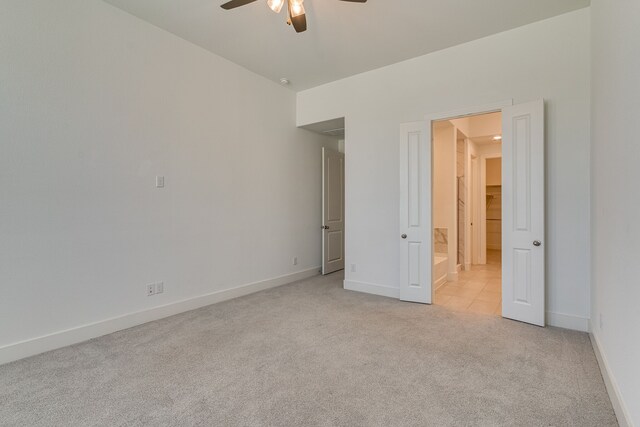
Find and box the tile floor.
[435,250,502,316]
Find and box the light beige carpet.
[0,272,617,426]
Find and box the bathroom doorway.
[399,99,545,326]
[431,112,503,316]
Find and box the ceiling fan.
[220,0,367,33]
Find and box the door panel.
[502,100,545,326]
[399,122,431,303]
[322,148,345,274]
[408,242,422,287]
[513,249,531,303]
[327,230,343,262]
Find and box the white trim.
[0,267,320,366]
[471,155,480,264]
[344,280,400,299]
[424,100,513,123]
[546,311,589,332]
[463,138,472,270]
[590,331,633,427]
[433,275,447,291]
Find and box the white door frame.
[470,154,480,265]
[424,100,513,303]
[463,141,472,271]
[479,152,503,264]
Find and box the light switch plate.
[156,176,165,188]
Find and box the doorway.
[399,100,546,327]
[431,112,503,315]
[299,117,346,275]
[322,146,345,274]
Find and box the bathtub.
[433,253,448,289]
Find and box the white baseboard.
[546,311,589,332]
[0,267,320,366]
[344,280,399,299]
[342,284,590,333]
[433,275,447,291]
[590,331,633,427]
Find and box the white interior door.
[399,122,431,303]
[322,147,345,275]
[502,100,545,326]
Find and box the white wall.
[591,1,640,424]
[451,112,502,140]
[0,0,336,361]
[432,122,456,272]
[298,9,591,330]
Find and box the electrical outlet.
[156,282,164,294]
[155,176,165,188]
[292,257,298,266]
[147,284,156,296]
[351,264,357,273]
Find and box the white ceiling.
[450,112,502,145]
[471,136,502,147]
[103,0,590,91]
[300,117,345,138]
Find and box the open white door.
[502,100,545,326]
[399,122,431,303]
[322,147,345,275]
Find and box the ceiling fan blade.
[220,0,258,10]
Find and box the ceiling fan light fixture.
[220,0,367,34]
[290,0,305,18]
[267,0,284,13]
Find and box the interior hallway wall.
[591,0,640,424]
[486,158,502,186]
[297,9,591,330]
[0,0,337,361]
